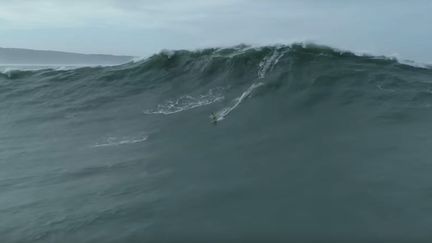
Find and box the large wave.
[2,43,432,242]
[2,43,431,121]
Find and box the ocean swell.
[2,43,432,242]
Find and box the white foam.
[398,59,432,69]
[160,49,176,58]
[212,45,255,58]
[144,88,225,115]
[0,64,102,73]
[214,82,264,121]
[340,49,432,69]
[209,47,282,122]
[0,68,14,78]
[257,47,287,79]
[131,56,149,63]
[0,67,12,73]
[92,135,148,148]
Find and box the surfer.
[210,112,218,125]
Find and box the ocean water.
[2,43,432,242]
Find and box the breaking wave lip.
[143,88,225,115]
[91,135,148,148]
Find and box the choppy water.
[2,43,432,242]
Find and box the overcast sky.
[0,0,431,62]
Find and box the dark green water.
[2,44,432,242]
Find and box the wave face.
[2,43,432,242]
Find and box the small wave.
[92,135,148,148]
[131,56,149,63]
[0,67,14,74]
[160,49,176,58]
[213,82,264,121]
[0,68,14,78]
[144,88,225,115]
[398,59,432,69]
[0,64,96,73]
[52,66,87,71]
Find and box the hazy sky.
[1,0,431,62]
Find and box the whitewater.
[1,43,432,242]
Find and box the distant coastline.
[0,47,134,65]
